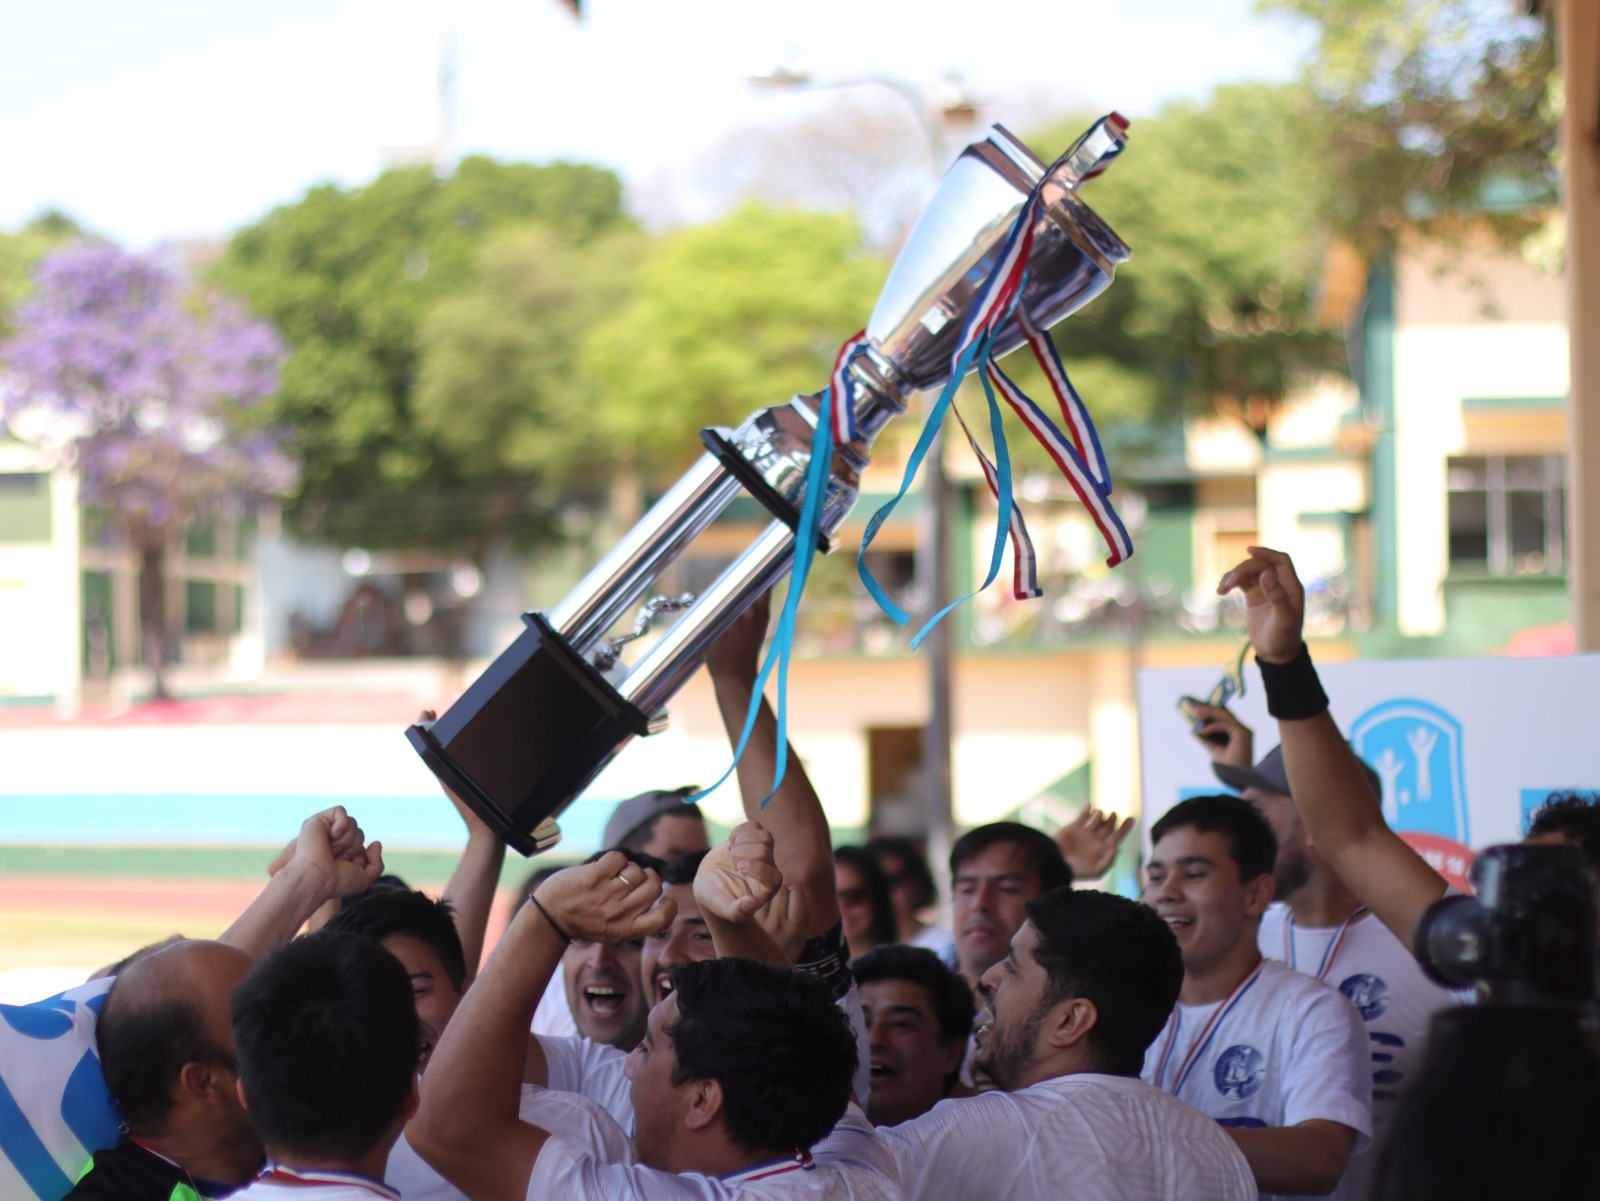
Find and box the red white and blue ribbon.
[257,1163,401,1199]
[855,113,1135,641]
[723,1150,815,1183]
[1151,960,1266,1096]
[1285,907,1367,981]
[701,114,1131,803]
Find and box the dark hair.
[619,799,704,854]
[949,822,1073,894]
[667,958,856,1155]
[98,981,228,1131]
[851,943,975,1053]
[1023,887,1183,1076]
[230,931,419,1162]
[325,888,467,990]
[583,847,666,873]
[866,836,938,911]
[1375,1007,1600,1201]
[1149,795,1277,883]
[1527,792,1600,879]
[834,845,899,950]
[662,847,710,888]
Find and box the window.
[1447,455,1564,576]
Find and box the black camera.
[1414,843,1597,1008]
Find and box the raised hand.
[693,821,783,925]
[752,882,812,963]
[1217,545,1306,665]
[533,851,676,944]
[1190,701,1255,768]
[1053,808,1135,881]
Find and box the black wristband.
[1256,643,1330,721]
[528,895,573,945]
[794,921,853,1001]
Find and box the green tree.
[1263,0,1557,250]
[412,223,647,559]
[213,156,634,551]
[0,211,85,337]
[585,203,888,477]
[1023,84,1342,443]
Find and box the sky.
[0,0,1316,249]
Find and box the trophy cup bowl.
[408,119,1132,855]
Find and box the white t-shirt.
[876,1072,1256,1201]
[535,982,874,1131]
[1259,905,1456,1199]
[387,1084,633,1200]
[0,977,120,1201]
[524,1103,899,1200]
[530,962,579,1039]
[231,1169,400,1201]
[1141,957,1372,1201]
[905,924,956,965]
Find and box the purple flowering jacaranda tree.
[0,241,296,700]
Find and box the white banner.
[1138,652,1600,889]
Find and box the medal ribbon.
[724,1150,815,1183]
[258,1163,401,1199]
[1286,907,1367,981]
[1152,960,1266,1096]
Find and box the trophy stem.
[549,452,745,653]
[616,520,796,715]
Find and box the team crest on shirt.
[1339,973,1390,1022]
[1214,1045,1265,1100]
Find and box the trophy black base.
[406,611,656,856]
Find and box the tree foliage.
[1023,84,1342,442]
[212,156,635,551]
[0,211,85,338]
[585,203,888,477]
[1262,0,1558,249]
[412,223,647,552]
[0,241,291,697]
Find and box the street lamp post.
[748,63,973,903]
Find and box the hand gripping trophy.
[409,116,1134,854]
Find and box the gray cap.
[1213,744,1382,802]
[601,786,702,850]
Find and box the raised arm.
[426,711,508,974]
[1219,546,1448,952]
[693,820,789,965]
[221,807,384,956]
[704,592,837,937]
[410,852,674,1201]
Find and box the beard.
[1274,843,1313,899]
[975,1006,1046,1092]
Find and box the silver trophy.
[408,118,1132,854]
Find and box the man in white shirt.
[1141,795,1371,1201]
[877,886,1255,1201]
[226,930,423,1201]
[410,838,900,1200]
[1188,711,1456,1194]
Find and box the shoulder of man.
[65,1138,195,1201]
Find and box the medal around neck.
[408,116,1133,855]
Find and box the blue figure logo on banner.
[1351,699,1470,844]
